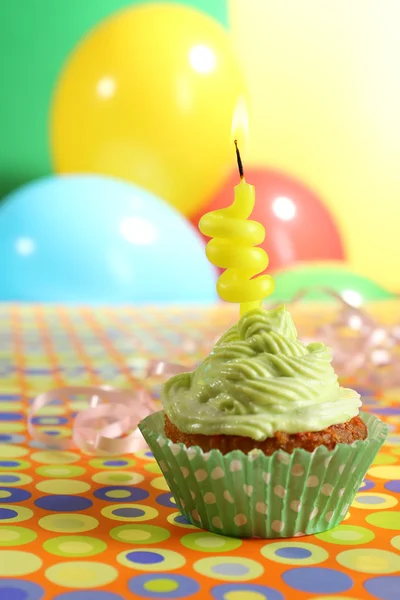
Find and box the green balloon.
[0,0,228,200]
[270,263,395,303]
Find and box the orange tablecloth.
[0,303,399,600]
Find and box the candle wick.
[234,139,244,179]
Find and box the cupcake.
[139,306,387,538]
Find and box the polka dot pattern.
[2,304,400,597]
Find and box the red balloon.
[191,167,345,272]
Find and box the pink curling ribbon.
[28,360,188,455]
[283,289,400,388]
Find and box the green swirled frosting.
[162,307,361,440]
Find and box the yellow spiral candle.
[199,141,275,315]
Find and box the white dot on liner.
[204,492,216,504]
[339,464,346,474]
[306,475,319,488]
[272,520,285,532]
[195,469,208,482]
[181,467,189,478]
[290,500,302,513]
[309,507,319,520]
[341,503,350,515]
[338,488,345,497]
[274,485,286,499]
[294,531,305,537]
[243,485,253,497]
[192,509,200,522]
[256,502,268,515]
[262,472,271,484]
[187,448,197,460]
[325,511,334,522]
[223,491,234,504]
[277,452,290,464]
[230,460,242,472]
[322,483,334,496]
[159,461,168,472]
[157,437,166,447]
[170,444,181,456]
[190,491,196,500]
[212,516,223,529]
[291,464,304,477]
[234,514,247,526]
[324,456,332,467]
[211,467,224,480]
[203,452,212,462]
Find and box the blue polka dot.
[94,486,149,503]
[128,574,200,599]
[0,580,44,600]
[175,515,191,525]
[283,567,353,594]
[34,495,92,512]
[275,547,312,559]
[145,451,154,458]
[103,460,128,467]
[371,407,400,416]
[359,479,375,492]
[126,551,164,565]
[0,395,20,401]
[0,461,20,468]
[112,508,145,518]
[0,476,19,484]
[211,584,284,600]
[364,576,400,600]
[0,508,18,520]
[212,564,249,576]
[54,593,124,600]
[0,488,31,503]
[156,493,176,509]
[0,414,23,422]
[385,481,400,493]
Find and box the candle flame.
[231,96,249,154]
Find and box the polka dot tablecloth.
[0,302,399,600]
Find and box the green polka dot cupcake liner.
[139,411,387,539]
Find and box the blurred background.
[1,0,399,305]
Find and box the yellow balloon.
[51,4,246,217]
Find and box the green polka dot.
[92,471,144,485]
[390,534,400,550]
[144,579,179,592]
[110,524,170,544]
[0,460,30,471]
[35,426,72,439]
[101,504,158,522]
[0,445,29,458]
[117,548,186,571]
[144,463,162,474]
[31,451,80,464]
[366,511,400,530]
[0,551,42,576]
[105,489,131,499]
[150,476,170,491]
[181,532,242,553]
[0,423,25,433]
[0,472,32,487]
[316,525,375,545]
[36,465,86,478]
[43,535,107,557]
[35,405,67,416]
[0,505,33,524]
[0,526,37,546]
[0,402,23,412]
[39,514,99,533]
[193,557,264,581]
[261,542,328,565]
[373,453,398,465]
[36,479,90,495]
[45,561,118,588]
[89,457,136,470]
[167,512,198,530]
[336,548,400,573]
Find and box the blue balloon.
[0,175,217,303]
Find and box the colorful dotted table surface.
[0,302,399,600]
